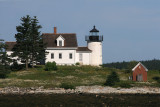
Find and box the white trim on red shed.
[132,62,148,72]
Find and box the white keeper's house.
[6,26,103,66]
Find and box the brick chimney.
[54,27,57,34]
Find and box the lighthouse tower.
[85,26,103,66]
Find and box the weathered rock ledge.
[0,86,160,94]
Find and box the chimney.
[54,27,57,34]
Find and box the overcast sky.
[0,0,160,63]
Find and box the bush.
[60,83,75,89]
[124,69,131,74]
[45,62,57,71]
[0,65,10,79]
[104,71,120,86]
[117,81,132,88]
[152,76,160,83]
[0,71,8,78]
[76,62,80,66]
[10,62,25,71]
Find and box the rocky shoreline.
[0,86,160,94]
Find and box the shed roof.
[76,47,91,52]
[132,62,148,72]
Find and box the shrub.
[60,83,75,89]
[76,62,80,66]
[117,81,132,88]
[0,65,10,78]
[45,61,57,71]
[0,71,8,78]
[152,76,160,83]
[104,71,120,86]
[10,61,25,71]
[124,69,131,74]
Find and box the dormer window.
[59,40,62,46]
[56,35,65,46]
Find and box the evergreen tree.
[0,39,11,78]
[104,71,120,86]
[13,15,32,70]
[30,16,45,67]
[13,15,45,70]
[0,39,11,67]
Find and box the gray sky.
[0,0,160,63]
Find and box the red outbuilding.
[132,62,148,82]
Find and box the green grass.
[0,65,159,88]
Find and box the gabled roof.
[132,62,148,72]
[76,47,92,52]
[56,35,65,40]
[42,33,78,48]
[5,42,16,51]
[6,33,78,51]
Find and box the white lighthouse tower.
[85,26,103,66]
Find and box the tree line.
[103,59,160,70]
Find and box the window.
[56,35,65,46]
[69,53,72,59]
[51,53,54,59]
[59,40,62,46]
[79,53,83,61]
[59,53,62,59]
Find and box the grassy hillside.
[0,65,160,88]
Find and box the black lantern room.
[85,26,103,42]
